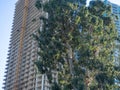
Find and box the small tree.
[34,0,120,89]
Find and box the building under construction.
[3,0,50,90]
[3,0,120,90]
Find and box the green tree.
[33,0,120,90]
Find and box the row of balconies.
[19,74,36,89]
[9,38,20,50]
[12,19,22,31]
[11,25,21,34]
[3,74,15,90]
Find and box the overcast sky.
[0,0,120,90]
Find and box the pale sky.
[0,0,120,90]
[0,0,18,89]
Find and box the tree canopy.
[33,0,120,90]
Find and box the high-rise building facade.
[3,0,49,90]
[4,0,120,90]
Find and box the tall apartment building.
[3,0,50,90]
[3,0,120,90]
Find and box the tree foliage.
[33,0,120,89]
